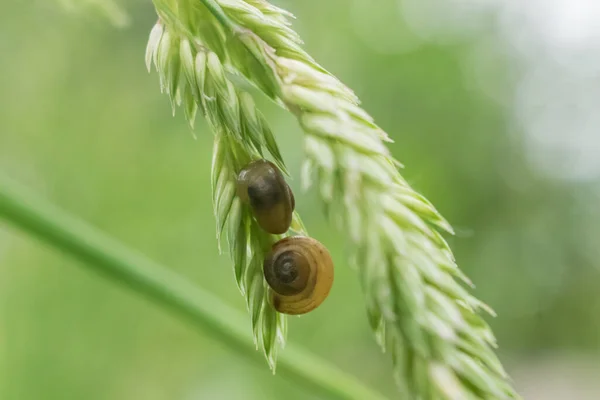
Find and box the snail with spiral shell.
[237,159,334,314]
[236,159,295,235]
[264,236,334,315]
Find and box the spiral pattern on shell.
[264,236,334,315]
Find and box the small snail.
[237,160,295,234]
[264,236,334,315]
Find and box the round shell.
[237,160,294,234]
[264,236,334,315]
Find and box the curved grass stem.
[0,175,388,400]
[147,1,519,398]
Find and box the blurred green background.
[2,0,600,399]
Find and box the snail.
[237,160,295,234]
[264,236,334,315]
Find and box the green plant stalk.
[0,175,388,400]
[146,20,315,370]
[148,1,519,398]
[211,132,289,370]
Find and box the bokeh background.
[2,0,600,399]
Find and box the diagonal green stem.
[0,174,388,400]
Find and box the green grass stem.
[0,174,388,400]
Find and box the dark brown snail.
[264,236,334,315]
[237,160,295,234]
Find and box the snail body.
[264,236,334,315]
[237,160,294,235]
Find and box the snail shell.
[237,160,295,234]
[264,236,334,315]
